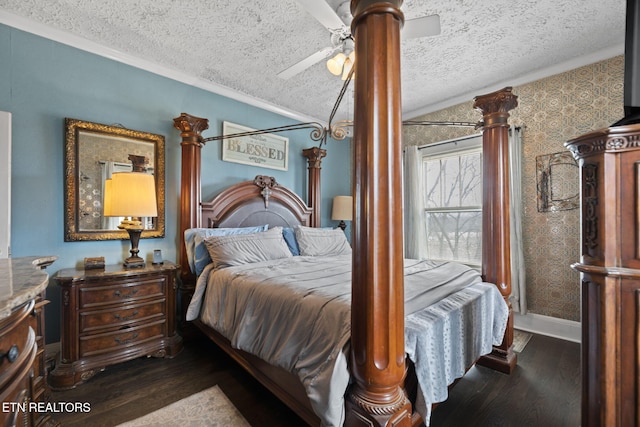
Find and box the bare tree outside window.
[423,147,482,266]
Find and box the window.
[421,135,482,266]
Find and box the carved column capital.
[302,147,325,227]
[173,113,209,146]
[302,147,327,168]
[128,154,148,172]
[473,87,518,127]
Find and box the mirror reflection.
[64,119,165,241]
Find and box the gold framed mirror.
[64,118,165,241]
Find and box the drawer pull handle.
[0,344,19,363]
[114,332,139,345]
[114,289,139,298]
[114,310,139,321]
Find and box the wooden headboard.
[200,175,312,229]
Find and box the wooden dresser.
[0,256,57,427]
[49,261,183,389]
[566,123,640,426]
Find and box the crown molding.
[404,44,625,120]
[1,11,624,125]
[0,11,323,125]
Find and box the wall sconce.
[104,172,157,268]
[331,195,353,231]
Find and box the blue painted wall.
[0,25,351,342]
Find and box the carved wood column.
[473,87,518,374]
[172,113,208,286]
[302,146,326,227]
[565,124,640,426]
[346,1,411,426]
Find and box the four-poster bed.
[172,2,517,426]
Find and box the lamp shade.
[104,172,157,217]
[327,52,346,76]
[341,51,355,80]
[103,178,113,216]
[331,195,353,221]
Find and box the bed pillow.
[282,227,300,256]
[294,225,352,257]
[185,225,268,275]
[204,226,292,269]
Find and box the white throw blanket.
[187,255,508,426]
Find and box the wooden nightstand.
[49,262,183,389]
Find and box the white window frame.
[420,134,482,267]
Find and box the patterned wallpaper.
[403,55,625,322]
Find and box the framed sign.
[222,121,289,171]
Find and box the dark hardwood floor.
[430,333,581,427]
[49,338,306,427]
[49,332,580,426]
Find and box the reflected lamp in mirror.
[104,172,157,268]
[331,195,352,231]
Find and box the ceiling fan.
[278,0,441,80]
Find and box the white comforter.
[186,255,508,426]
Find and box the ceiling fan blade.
[295,0,347,32]
[277,46,338,80]
[403,14,441,39]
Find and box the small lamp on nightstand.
[104,172,157,268]
[331,195,352,231]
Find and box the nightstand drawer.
[79,276,166,308]
[80,299,166,333]
[0,334,36,427]
[79,319,165,358]
[0,302,35,390]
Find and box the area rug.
[117,385,250,427]
[512,329,533,353]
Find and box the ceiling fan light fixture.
[341,54,354,80]
[327,52,346,76]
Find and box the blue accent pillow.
[184,225,268,275]
[282,227,300,256]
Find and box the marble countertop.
[0,256,57,320]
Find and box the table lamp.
[104,172,157,268]
[331,195,352,231]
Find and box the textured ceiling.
[0,0,627,122]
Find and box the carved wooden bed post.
[173,113,208,308]
[473,87,518,374]
[302,146,326,227]
[346,1,411,426]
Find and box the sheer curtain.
[509,126,527,313]
[403,129,526,311]
[403,146,427,259]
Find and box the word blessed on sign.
[222,121,289,171]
